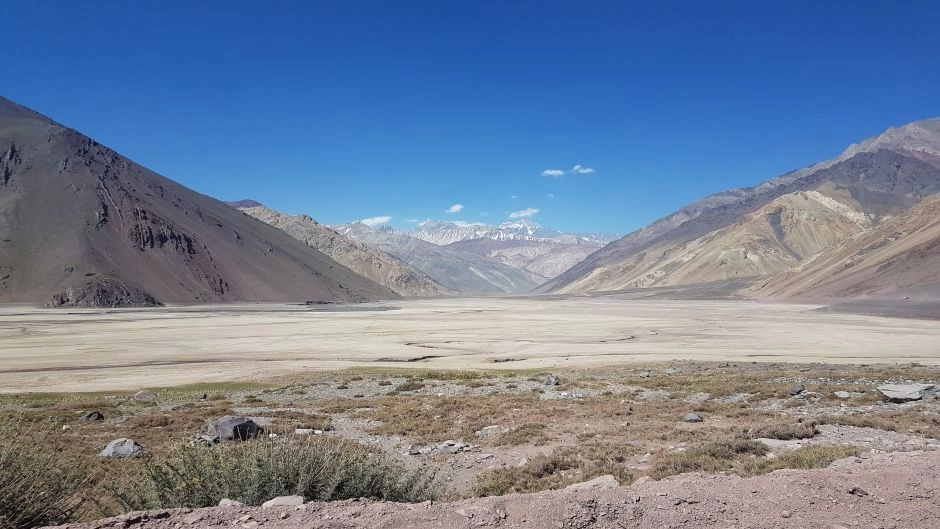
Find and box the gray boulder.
[81,411,105,421]
[789,384,805,396]
[682,413,703,423]
[262,495,304,508]
[206,416,263,441]
[544,375,559,386]
[100,438,144,458]
[878,384,936,402]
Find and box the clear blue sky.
[3,1,939,233]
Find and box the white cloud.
[509,207,540,219]
[446,203,464,213]
[541,169,565,177]
[359,215,392,226]
[572,164,595,174]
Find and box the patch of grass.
[749,420,817,440]
[492,424,550,446]
[648,440,769,480]
[818,411,940,438]
[111,437,437,509]
[0,421,87,528]
[394,381,425,393]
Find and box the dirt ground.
[2,297,940,393]
[49,450,940,529]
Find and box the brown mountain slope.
[540,118,940,294]
[0,96,397,306]
[444,238,601,278]
[234,204,452,297]
[748,195,940,300]
[550,189,873,292]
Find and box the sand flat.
[1,297,938,393]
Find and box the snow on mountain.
[411,219,617,246]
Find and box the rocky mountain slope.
[334,223,544,293]
[446,238,602,279]
[0,96,397,306]
[233,204,451,297]
[749,195,940,299]
[540,118,940,295]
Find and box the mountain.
[334,223,544,293]
[540,118,940,295]
[0,96,397,306]
[748,196,940,300]
[233,203,452,297]
[445,238,603,279]
[412,219,615,246]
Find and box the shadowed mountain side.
[0,96,397,306]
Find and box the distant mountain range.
[410,219,617,246]
[541,118,940,299]
[0,96,397,306]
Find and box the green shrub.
[112,437,437,509]
[0,423,85,529]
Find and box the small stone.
[455,508,471,518]
[781,510,792,518]
[544,375,559,386]
[81,411,105,421]
[62,424,71,432]
[833,391,852,399]
[218,499,243,507]
[294,428,315,435]
[682,413,703,423]
[99,438,144,458]
[565,475,619,491]
[789,384,805,396]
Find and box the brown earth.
[48,450,940,529]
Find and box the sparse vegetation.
[0,422,86,529]
[749,420,818,440]
[493,423,549,446]
[112,437,438,510]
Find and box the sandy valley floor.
[1,296,939,393]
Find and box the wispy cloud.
[446,203,464,213]
[359,215,392,226]
[547,193,555,198]
[541,169,565,177]
[510,195,518,199]
[572,164,595,174]
[509,207,540,219]
[542,165,595,177]
[452,220,485,227]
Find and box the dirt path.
[3,297,940,393]
[50,450,940,529]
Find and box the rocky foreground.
[51,450,939,529]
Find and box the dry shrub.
[492,424,549,446]
[749,420,817,440]
[0,421,86,528]
[111,437,437,509]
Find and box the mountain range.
[0,96,396,306]
[540,118,940,299]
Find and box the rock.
[789,384,805,396]
[878,384,936,402]
[781,510,792,518]
[833,391,852,399]
[474,425,502,438]
[682,413,703,423]
[206,416,263,441]
[109,416,129,425]
[294,428,315,435]
[638,371,651,378]
[544,375,559,386]
[133,390,155,401]
[262,495,304,508]
[564,475,620,491]
[218,499,243,507]
[99,438,144,458]
[62,424,71,432]
[829,456,863,468]
[192,434,219,446]
[81,411,105,421]
[407,445,421,456]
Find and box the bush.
[112,437,437,509]
[648,440,768,479]
[0,423,85,529]
[749,420,817,440]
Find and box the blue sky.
[3,1,939,233]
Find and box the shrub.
[111,437,437,509]
[749,420,817,440]
[648,440,768,479]
[0,423,85,529]
[394,381,425,393]
[492,424,549,446]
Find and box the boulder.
[206,416,263,441]
[544,375,559,386]
[81,411,105,421]
[682,413,703,423]
[262,495,304,508]
[565,475,619,492]
[878,384,936,402]
[99,438,144,458]
[133,390,155,401]
[789,384,805,396]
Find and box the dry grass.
[749,420,818,440]
[492,424,549,446]
[818,411,940,438]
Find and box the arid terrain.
[2,297,939,393]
